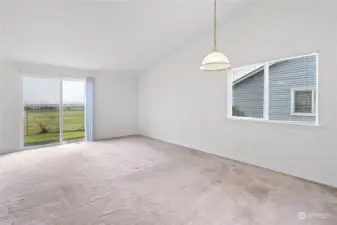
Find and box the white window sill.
[227,116,319,127]
[291,112,316,117]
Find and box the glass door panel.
[23,77,60,146]
[62,80,85,142]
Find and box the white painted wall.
[0,60,21,154]
[0,61,138,154]
[138,1,337,187]
[93,71,138,140]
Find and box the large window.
[228,53,318,125]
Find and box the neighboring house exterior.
[232,55,316,123]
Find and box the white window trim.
[227,70,233,117]
[227,52,319,126]
[263,62,269,120]
[290,87,316,116]
[227,115,319,127]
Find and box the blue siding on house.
[269,55,316,123]
[232,55,317,123]
[233,71,264,118]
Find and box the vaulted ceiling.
[0,0,248,72]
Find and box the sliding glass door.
[23,77,85,147]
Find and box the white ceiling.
[0,0,247,72]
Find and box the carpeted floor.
[0,136,336,225]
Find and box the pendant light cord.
[213,0,217,52]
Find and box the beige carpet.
[0,136,336,225]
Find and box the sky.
[23,77,85,105]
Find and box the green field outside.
[24,108,85,146]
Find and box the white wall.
[0,61,138,154]
[0,60,22,153]
[93,71,138,140]
[139,1,337,187]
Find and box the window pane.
[269,55,316,124]
[23,77,60,146]
[232,63,264,119]
[294,91,313,113]
[62,80,85,142]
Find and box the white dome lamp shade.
[200,0,230,71]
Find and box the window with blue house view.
[228,53,318,125]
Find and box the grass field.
[24,108,85,146]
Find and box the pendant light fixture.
[200,0,230,71]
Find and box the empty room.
[0,0,336,224]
